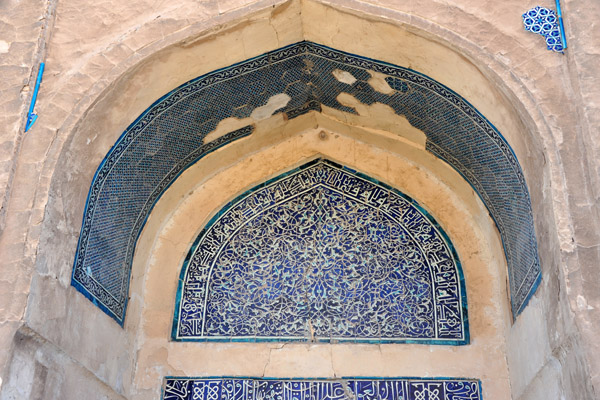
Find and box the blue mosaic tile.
[173,159,467,344]
[163,378,482,400]
[72,41,541,324]
[523,6,565,52]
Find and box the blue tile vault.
[163,377,482,400]
[173,159,468,344]
[72,41,541,325]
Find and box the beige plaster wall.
[0,0,598,399]
[0,327,126,400]
[129,116,511,399]
[0,0,50,228]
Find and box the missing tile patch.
[332,69,357,85]
[250,93,291,120]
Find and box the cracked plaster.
[0,0,598,399]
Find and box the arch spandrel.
[173,159,468,344]
[71,41,540,325]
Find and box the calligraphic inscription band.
[163,378,482,400]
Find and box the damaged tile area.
[71,42,540,325]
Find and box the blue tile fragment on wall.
[72,41,541,325]
[522,6,565,52]
[163,377,482,400]
[173,159,468,344]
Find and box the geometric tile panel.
[173,159,468,344]
[163,377,482,400]
[522,6,565,52]
[72,41,541,325]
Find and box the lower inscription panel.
[163,377,482,400]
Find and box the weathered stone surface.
[0,0,598,399]
[0,327,125,400]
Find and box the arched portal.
[71,42,540,326]
[173,158,468,344]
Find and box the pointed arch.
[71,42,540,324]
[172,159,468,344]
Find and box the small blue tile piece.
[72,41,541,325]
[173,159,468,344]
[523,6,565,52]
[163,378,482,400]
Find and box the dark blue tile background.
[173,159,467,344]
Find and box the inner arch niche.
[173,159,468,344]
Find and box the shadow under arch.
[70,41,541,325]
